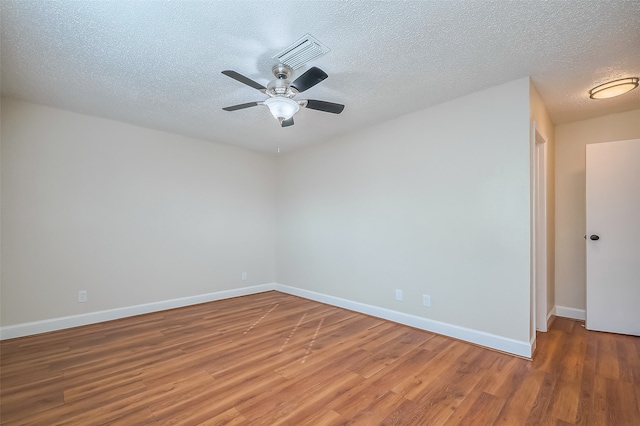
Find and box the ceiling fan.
[221,64,345,127]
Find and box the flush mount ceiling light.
[589,77,639,99]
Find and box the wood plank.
[198,407,246,426]
[443,390,506,426]
[267,371,365,425]
[390,339,469,400]
[605,377,640,425]
[475,355,520,397]
[596,332,620,379]
[300,408,343,425]
[546,321,588,423]
[342,390,410,425]
[492,363,545,425]
[330,347,437,419]
[351,327,435,378]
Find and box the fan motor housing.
[272,64,293,80]
[267,64,297,97]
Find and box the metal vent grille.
[273,34,330,69]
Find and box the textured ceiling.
[2,1,639,153]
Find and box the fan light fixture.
[589,77,639,99]
[264,97,300,122]
[222,65,343,128]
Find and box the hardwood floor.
[1,291,639,425]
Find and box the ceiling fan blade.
[304,99,345,114]
[221,70,266,91]
[222,102,260,111]
[281,117,294,127]
[290,67,328,92]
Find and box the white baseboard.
[530,335,537,355]
[554,305,586,321]
[1,282,533,358]
[547,306,557,328]
[274,284,532,358]
[553,305,587,320]
[0,284,276,340]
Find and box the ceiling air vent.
[273,34,330,70]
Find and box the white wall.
[554,109,640,313]
[1,98,277,326]
[277,78,532,343]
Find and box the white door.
[586,139,640,336]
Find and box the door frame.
[532,123,549,333]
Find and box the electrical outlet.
[423,294,431,307]
[395,289,403,301]
[242,272,247,281]
[78,290,87,303]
